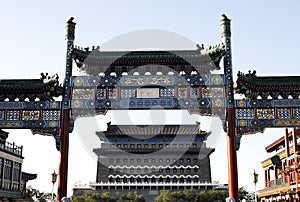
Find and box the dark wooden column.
[57,17,76,201]
[58,109,70,200]
[293,128,298,158]
[285,128,290,185]
[264,169,267,187]
[221,14,239,200]
[274,165,277,186]
[286,128,290,162]
[267,168,270,187]
[283,160,286,184]
[292,128,299,189]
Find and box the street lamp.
[51,170,58,201]
[251,169,259,202]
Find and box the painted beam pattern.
[0,101,62,129]
[69,74,225,87]
[2,75,300,135]
[235,99,300,135]
[69,74,227,118]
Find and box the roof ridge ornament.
[221,14,231,37]
[66,17,76,41]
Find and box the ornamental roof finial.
[66,17,76,41]
[220,14,231,37]
[67,17,74,23]
[221,14,228,20]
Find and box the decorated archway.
[1,15,299,201]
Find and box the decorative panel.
[236,109,254,119]
[202,87,224,98]
[136,88,159,98]
[212,97,225,108]
[108,88,118,99]
[121,89,136,98]
[257,109,275,119]
[6,111,19,120]
[271,99,300,107]
[96,88,106,99]
[71,76,99,87]
[178,88,187,98]
[118,98,176,109]
[190,87,199,98]
[178,99,198,108]
[0,111,3,120]
[160,89,175,97]
[72,89,94,99]
[211,74,225,85]
[42,110,61,120]
[294,108,300,119]
[22,111,40,120]
[0,102,25,110]
[121,76,172,86]
[200,74,225,86]
[274,119,300,127]
[277,108,291,119]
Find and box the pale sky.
[1,0,300,196]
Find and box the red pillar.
[57,109,70,201]
[220,14,239,200]
[226,108,239,200]
[57,17,75,201]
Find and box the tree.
[155,188,255,202]
[118,191,146,202]
[72,192,116,202]
[26,186,54,202]
[194,190,227,202]
[72,191,145,202]
[239,187,256,201]
[182,189,197,202]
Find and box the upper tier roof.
[21,172,37,181]
[0,73,63,101]
[265,130,300,153]
[236,71,300,99]
[98,122,209,136]
[71,44,225,76]
[265,135,290,153]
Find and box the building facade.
[0,130,36,202]
[259,129,300,202]
[91,122,217,201]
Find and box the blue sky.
[1,0,300,196]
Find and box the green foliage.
[72,188,253,202]
[194,190,228,202]
[72,191,145,202]
[239,187,256,201]
[155,188,253,202]
[72,192,116,202]
[26,186,54,202]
